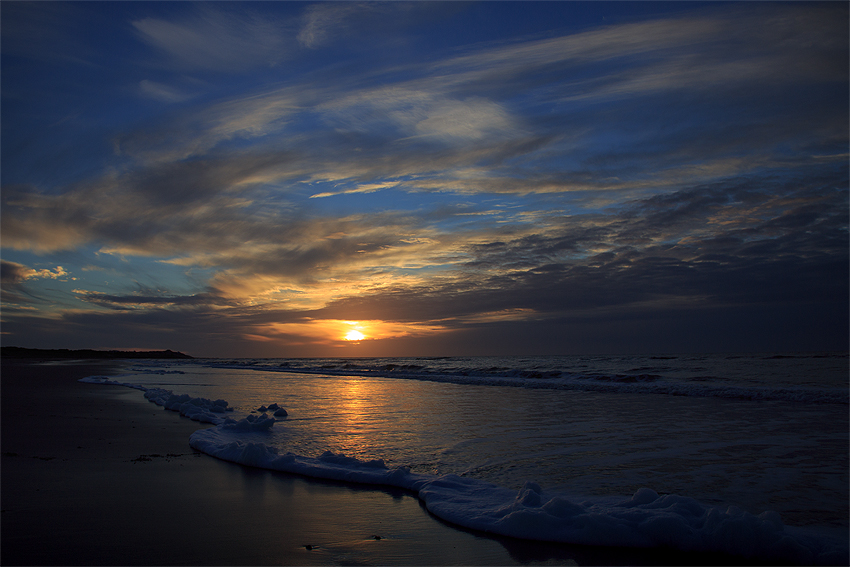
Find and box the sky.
[1,1,848,358]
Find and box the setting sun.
[344,329,365,341]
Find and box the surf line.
[79,375,847,566]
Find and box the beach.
[2,358,833,566]
[1,359,527,566]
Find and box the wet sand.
[0,359,550,565]
[1,359,766,566]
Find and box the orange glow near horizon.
[251,318,451,350]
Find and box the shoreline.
[0,359,544,566]
[2,358,795,566]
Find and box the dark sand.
[2,359,770,566]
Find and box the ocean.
[82,352,848,564]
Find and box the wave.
[79,376,848,565]
[205,359,849,405]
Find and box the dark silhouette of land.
[1,347,193,360]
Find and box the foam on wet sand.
[1,360,523,565]
[4,359,846,565]
[79,372,848,565]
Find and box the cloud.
[72,287,233,311]
[139,79,193,103]
[3,154,845,315]
[3,166,846,355]
[117,3,845,205]
[315,86,523,147]
[296,2,429,50]
[311,172,849,327]
[427,4,846,97]
[1,153,301,255]
[1,261,68,283]
[115,88,301,164]
[310,181,400,199]
[1,260,70,305]
[2,2,846,356]
[297,3,364,48]
[132,6,291,71]
[100,2,846,208]
[412,98,515,142]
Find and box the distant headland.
[1,347,193,360]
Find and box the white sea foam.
[79,374,849,565]
[188,424,845,564]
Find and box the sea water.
[81,352,849,564]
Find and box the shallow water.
[109,353,848,534]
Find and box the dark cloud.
[314,171,849,345]
[1,260,31,285]
[73,288,235,311]
[3,161,846,356]
[1,261,34,305]
[1,260,70,305]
